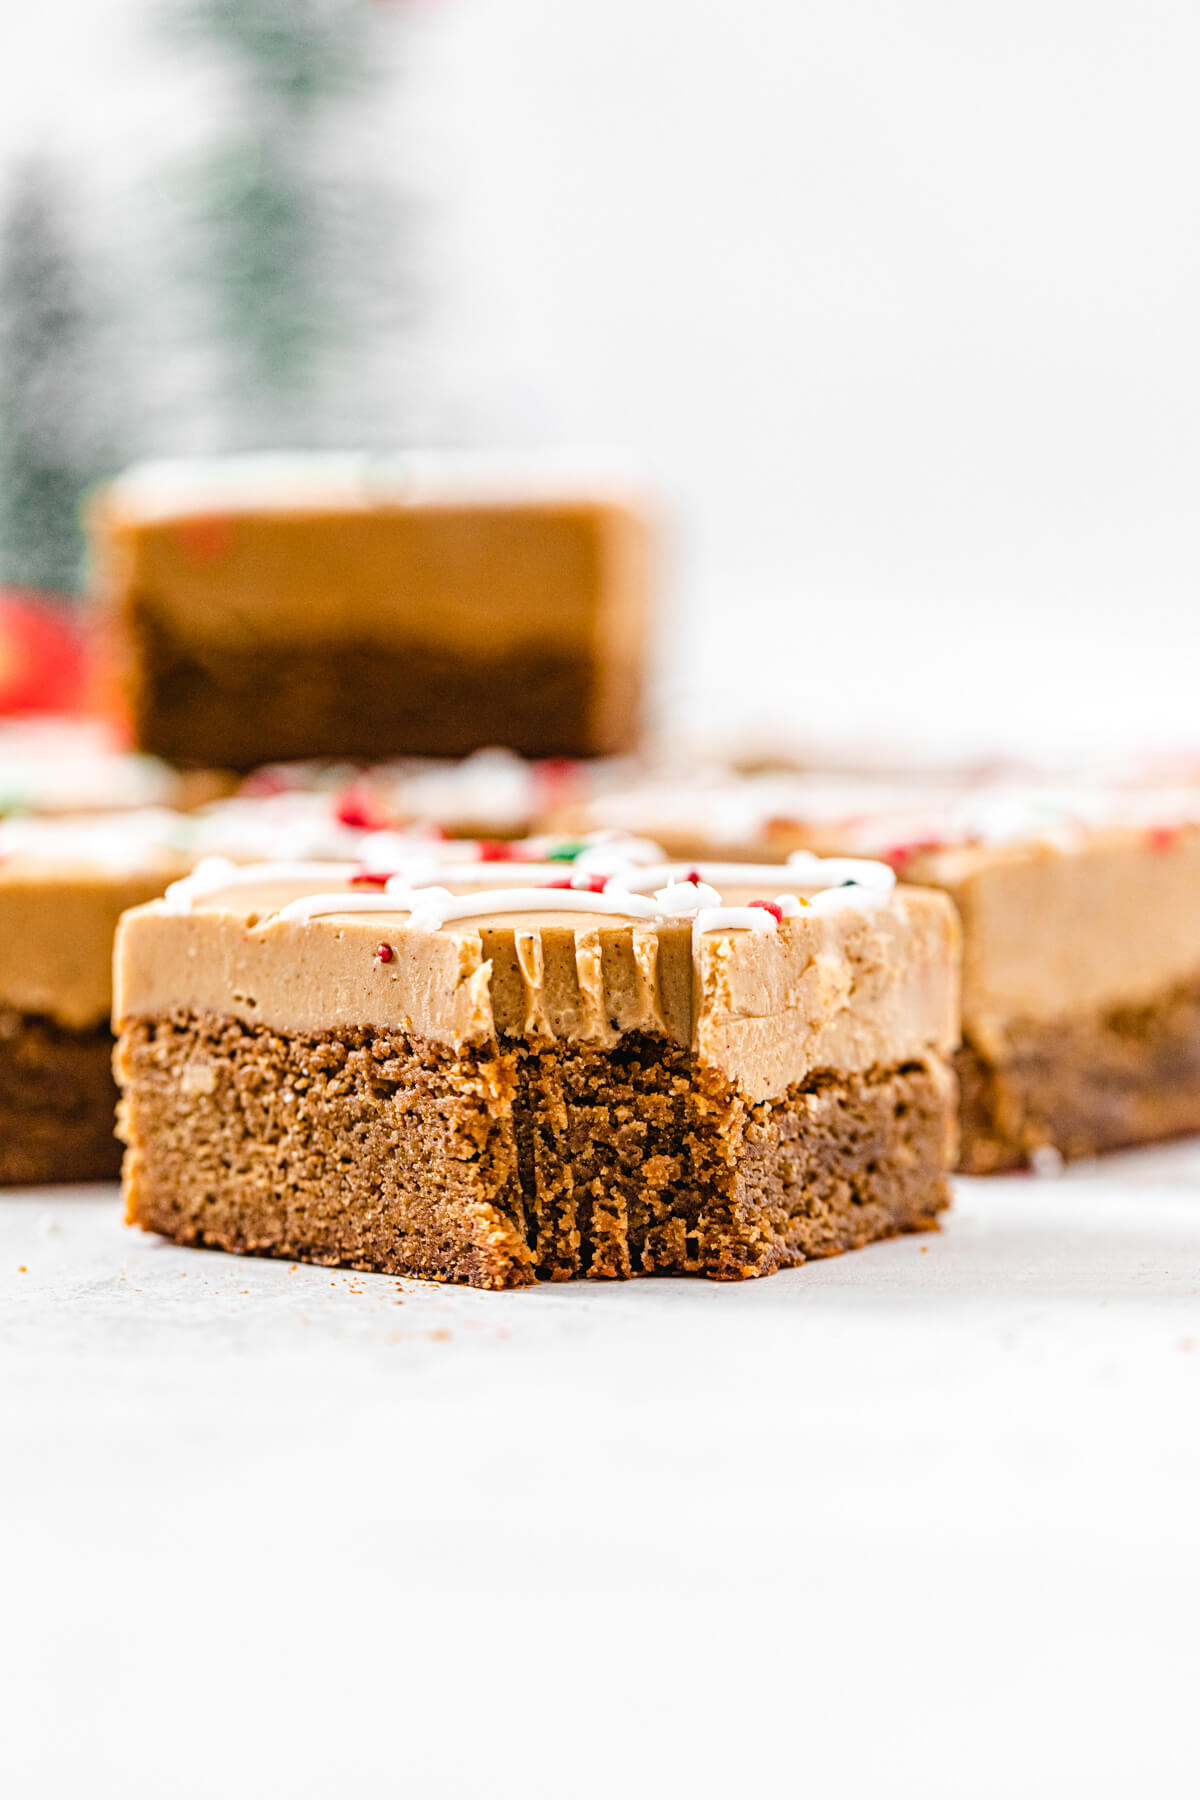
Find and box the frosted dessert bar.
[571,769,1200,1169]
[89,453,654,769]
[0,814,660,1185]
[114,851,960,1285]
[0,813,187,1183]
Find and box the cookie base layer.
[128,611,605,767]
[0,1010,122,1185]
[117,1012,955,1288]
[956,979,1200,1172]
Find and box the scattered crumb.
[17,1265,26,1273]
[920,1245,928,1253]
[1180,1338,1195,1353]
[428,1329,451,1343]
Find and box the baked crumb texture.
[127,617,608,769]
[0,1010,122,1184]
[97,493,651,768]
[118,1012,956,1288]
[956,979,1200,1173]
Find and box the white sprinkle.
[652,878,723,915]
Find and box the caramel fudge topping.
[115,853,959,1104]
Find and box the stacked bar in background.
[90,453,654,768]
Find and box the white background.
[4,12,1200,1792]
[2,1,1199,760]
[5,1156,1200,1798]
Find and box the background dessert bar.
[90,453,654,770]
[568,769,1200,1169]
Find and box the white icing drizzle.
[159,845,901,940]
[652,878,724,913]
[404,886,663,929]
[642,880,806,937]
[162,857,358,913]
[610,855,896,925]
[693,906,777,935]
[272,883,665,929]
[274,887,422,924]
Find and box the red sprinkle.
[477,840,519,861]
[1148,824,1180,853]
[349,869,390,888]
[882,837,943,872]
[683,869,704,885]
[542,875,609,893]
[749,899,783,922]
[175,514,234,564]
[375,943,394,964]
[335,788,386,831]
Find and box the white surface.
[5,1149,1200,1798]
[6,3,1200,760]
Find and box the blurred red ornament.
[0,590,87,715]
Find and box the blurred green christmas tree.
[0,158,110,596]
[167,0,412,449]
